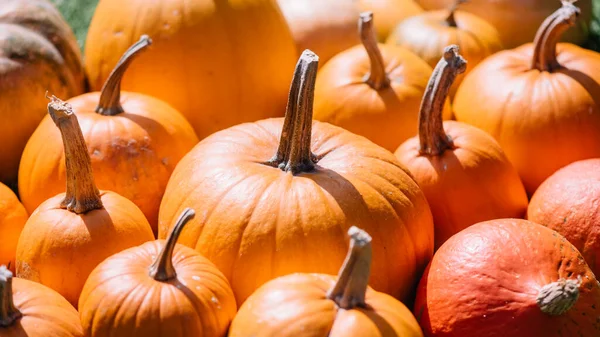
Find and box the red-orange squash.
[84,0,298,140]
[158,50,434,305]
[15,97,154,307]
[79,208,237,337]
[19,36,199,232]
[414,219,600,337]
[229,227,424,336]
[314,12,451,152]
[453,1,600,194]
[395,46,528,249]
[528,159,600,277]
[0,0,85,186]
[0,265,83,336]
[0,182,27,273]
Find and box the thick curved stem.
[326,227,373,309]
[359,12,389,90]
[537,276,581,315]
[96,35,152,116]
[0,266,22,327]
[531,1,580,72]
[418,45,466,156]
[48,95,103,214]
[268,50,319,174]
[445,0,468,27]
[149,208,195,281]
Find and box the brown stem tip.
[0,265,22,328]
[359,12,390,90]
[537,276,581,315]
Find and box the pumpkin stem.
[445,0,468,27]
[268,50,319,174]
[0,266,22,327]
[48,95,103,214]
[359,12,390,90]
[537,276,581,315]
[326,226,373,309]
[149,208,196,281]
[531,1,580,72]
[418,45,466,156]
[96,35,152,116]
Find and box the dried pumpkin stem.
[445,0,468,27]
[536,276,581,315]
[327,227,373,309]
[268,50,319,174]
[48,95,103,213]
[359,12,390,90]
[531,1,580,72]
[149,208,195,281]
[0,266,22,327]
[96,35,152,116]
[418,45,466,156]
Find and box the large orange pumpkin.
[0,265,83,336]
[414,0,592,48]
[79,208,237,337]
[229,227,424,337]
[158,50,434,305]
[0,182,27,273]
[15,96,154,307]
[0,0,85,187]
[19,36,199,232]
[528,159,600,277]
[84,0,298,140]
[453,1,600,194]
[415,219,600,337]
[395,46,527,249]
[314,12,451,152]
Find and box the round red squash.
[15,97,155,307]
[0,182,27,273]
[414,218,600,337]
[229,227,424,336]
[19,36,199,232]
[453,1,600,194]
[158,50,434,305]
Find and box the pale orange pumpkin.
[0,182,27,273]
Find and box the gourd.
[0,182,27,273]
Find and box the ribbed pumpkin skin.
[158,118,434,305]
[0,0,84,186]
[84,0,298,140]
[0,182,28,273]
[414,219,600,337]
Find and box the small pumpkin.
[528,159,600,277]
[229,227,424,337]
[314,12,451,152]
[0,182,27,273]
[0,0,85,186]
[415,219,600,337]
[0,265,83,336]
[386,0,503,98]
[15,96,154,307]
[19,36,199,232]
[358,0,424,40]
[158,50,434,305]
[395,46,528,249]
[79,208,237,337]
[84,0,297,140]
[453,1,600,194]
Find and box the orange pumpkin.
[84,0,297,140]
[453,1,600,194]
[0,182,27,273]
[158,50,434,305]
[414,0,592,48]
[395,46,528,249]
[358,0,424,40]
[0,265,83,336]
[528,159,600,277]
[15,96,154,307]
[229,227,424,337]
[386,0,503,98]
[79,208,237,337]
[314,12,451,152]
[414,218,600,337]
[0,0,85,186]
[19,36,199,232]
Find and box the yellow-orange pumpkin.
[0,182,27,273]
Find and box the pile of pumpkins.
[1,0,600,336]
